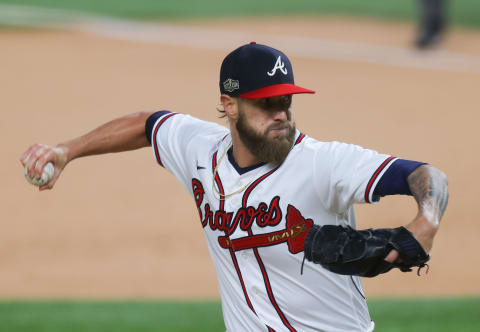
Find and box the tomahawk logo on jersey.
[142,109,427,332]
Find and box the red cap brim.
[239,83,315,99]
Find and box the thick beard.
[236,110,296,165]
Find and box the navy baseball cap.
[220,42,315,99]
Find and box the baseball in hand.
[24,162,54,186]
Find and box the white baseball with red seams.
[24,162,54,186]
[150,112,396,332]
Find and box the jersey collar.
[227,147,266,175]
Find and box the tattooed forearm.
[407,165,449,225]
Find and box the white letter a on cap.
[267,56,288,76]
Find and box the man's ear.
[220,95,238,120]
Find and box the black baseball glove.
[303,225,430,277]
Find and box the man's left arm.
[385,164,449,262]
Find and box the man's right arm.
[20,111,154,191]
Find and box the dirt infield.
[1,16,479,299]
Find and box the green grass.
[0,298,479,332]
[369,297,480,332]
[0,300,226,332]
[0,0,479,27]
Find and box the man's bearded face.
[236,96,296,165]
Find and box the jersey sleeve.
[146,111,227,190]
[373,159,426,199]
[313,141,397,214]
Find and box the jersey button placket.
[238,249,254,267]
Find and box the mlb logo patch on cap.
[220,42,315,99]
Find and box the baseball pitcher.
[21,42,448,332]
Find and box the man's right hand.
[20,112,154,191]
[20,144,69,191]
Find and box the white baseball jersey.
[149,112,397,332]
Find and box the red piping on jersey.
[252,242,296,332]
[241,167,279,208]
[364,156,396,203]
[212,151,226,210]
[242,170,297,332]
[212,151,258,317]
[294,133,305,145]
[213,150,277,332]
[152,112,179,167]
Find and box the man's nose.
[272,109,288,122]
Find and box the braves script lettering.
[192,178,282,235]
[193,179,314,253]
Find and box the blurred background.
[1,0,479,331]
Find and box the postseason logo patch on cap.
[223,78,239,92]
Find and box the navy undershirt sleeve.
[372,159,426,200]
[145,110,171,145]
